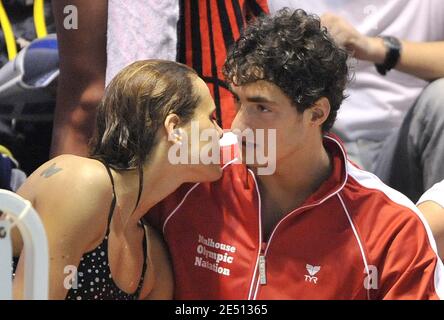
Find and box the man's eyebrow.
[246,96,274,104]
[228,89,273,104]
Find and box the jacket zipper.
[248,167,342,299]
[247,137,348,299]
[247,169,263,300]
[258,242,267,285]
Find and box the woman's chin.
[203,165,223,182]
[209,166,223,181]
[188,165,223,183]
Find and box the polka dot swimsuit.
[65,162,148,300]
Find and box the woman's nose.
[216,123,224,138]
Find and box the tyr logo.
[305,264,321,284]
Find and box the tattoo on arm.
[40,163,63,178]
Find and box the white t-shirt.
[418,180,444,208]
[269,0,444,142]
[106,0,179,86]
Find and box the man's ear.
[309,97,331,128]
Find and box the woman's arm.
[13,157,111,299]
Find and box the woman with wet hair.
[13,59,223,300]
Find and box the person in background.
[50,0,107,157]
[418,180,444,260]
[0,146,26,191]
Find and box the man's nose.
[231,108,249,132]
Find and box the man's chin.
[245,162,277,176]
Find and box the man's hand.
[320,13,386,64]
[320,12,444,81]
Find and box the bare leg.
[50,0,107,157]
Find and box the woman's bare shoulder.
[19,155,109,197]
[17,155,114,228]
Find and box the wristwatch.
[375,36,402,76]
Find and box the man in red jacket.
[147,8,444,299]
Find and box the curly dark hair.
[223,8,349,132]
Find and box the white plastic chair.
[0,189,48,299]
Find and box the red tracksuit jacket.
[147,136,444,299]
